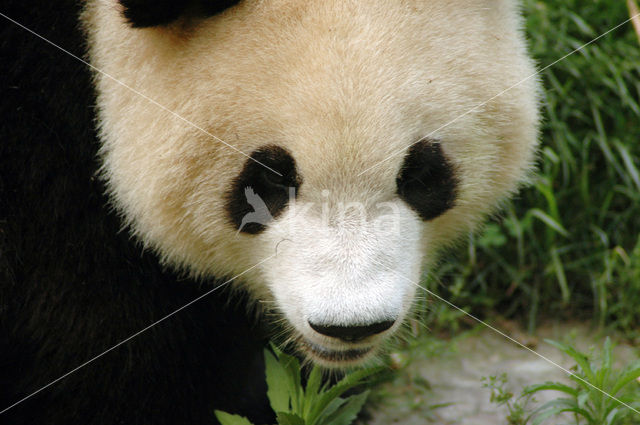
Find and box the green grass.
[421,0,640,337]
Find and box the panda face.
[84,0,539,366]
[231,141,454,365]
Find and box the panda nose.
[308,320,395,342]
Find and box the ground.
[365,322,639,425]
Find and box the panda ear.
[119,0,188,28]
[119,0,242,28]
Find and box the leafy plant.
[487,338,640,425]
[595,236,640,341]
[214,347,381,425]
[523,338,640,425]
[482,373,535,425]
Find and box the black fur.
[396,139,458,221]
[0,2,271,424]
[120,0,243,28]
[226,146,301,235]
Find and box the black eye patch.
[225,145,301,235]
[396,139,458,221]
[120,0,242,28]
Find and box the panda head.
[84,0,540,367]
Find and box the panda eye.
[225,145,301,234]
[396,139,458,221]
[261,168,289,188]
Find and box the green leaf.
[576,390,589,410]
[549,248,570,304]
[214,411,255,425]
[320,391,370,425]
[596,337,613,389]
[523,381,579,397]
[605,406,623,425]
[531,407,566,425]
[303,366,324,418]
[314,398,347,424]
[615,140,640,192]
[276,412,305,425]
[530,398,593,425]
[529,209,569,237]
[306,366,323,398]
[611,362,640,395]
[477,223,507,248]
[265,346,306,416]
[265,349,291,413]
[308,367,382,424]
[279,351,303,414]
[545,339,596,383]
[567,12,596,36]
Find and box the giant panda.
[0,0,540,424]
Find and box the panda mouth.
[304,340,373,364]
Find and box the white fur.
[259,198,422,358]
[83,0,540,366]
